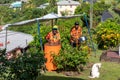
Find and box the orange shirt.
[46,31,60,43]
[70,26,82,42]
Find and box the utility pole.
[90,0,93,28]
[90,0,96,57]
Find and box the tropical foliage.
[0,0,13,4]
[0,48,45,80]
[53,45,89,72]
[75,1,110,27]
[1,0,120,79]
[96,20,120,49]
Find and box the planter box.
[100,50,120,63]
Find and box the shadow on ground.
[37,75,85,80]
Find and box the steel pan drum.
[79,36,87,42]
[44,43,61,71]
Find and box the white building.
[57,0,80,16]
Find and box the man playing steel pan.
[70,22,82,47]
[46,25,60,45]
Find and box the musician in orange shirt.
[46,25,60,45]
[70,22,82,47]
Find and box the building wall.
[58,5,78,16]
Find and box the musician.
[46,25,60,45]
[70,22,82,47]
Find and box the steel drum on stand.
[44,43,61,71]
[79,36,87,43]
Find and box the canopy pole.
[5,27,7,53]
[36,19,43,52]
[90,0,93,28]
[55,18,57,25]
[83,13,96,57]
[51,19,53,27]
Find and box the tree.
[44,0,57,13]
[0,6,14,25]
[75,1,110,27]
[117,0,120,3]
[49,0,56,7]
[75,3,90,14]
[0,0,14,4]
[30,0,48,7]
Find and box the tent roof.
[0,30,33,52]
[2,13,84,29]
[40,13,59,20]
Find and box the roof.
[0,30,33,52]
[83,0,98,3]
[57,0,80,5]
[101,11,113,21]
[37,3,49,9]
[40,12,59,19]
[10,1,22,8]
[1,13,84,29]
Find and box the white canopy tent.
[2,13,84,30]
[1,13,84,52]
[0,30,33,52]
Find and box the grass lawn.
[37,50,120,80]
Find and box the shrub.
[0,50,45,80]
[53,44,89,72]
[0,49,8,80]
[96,20,120,49]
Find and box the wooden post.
[90,0,93,28]
[5,27,7,51]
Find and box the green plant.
[10,52,44,80]
[0,0,13,4]
[53,44,88,72]
[75,1,110,27]
[0,49,45,80]
[96,20,120,49]
[0,49,9,80]
[0,24,46,79]
[8,16,91,73]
